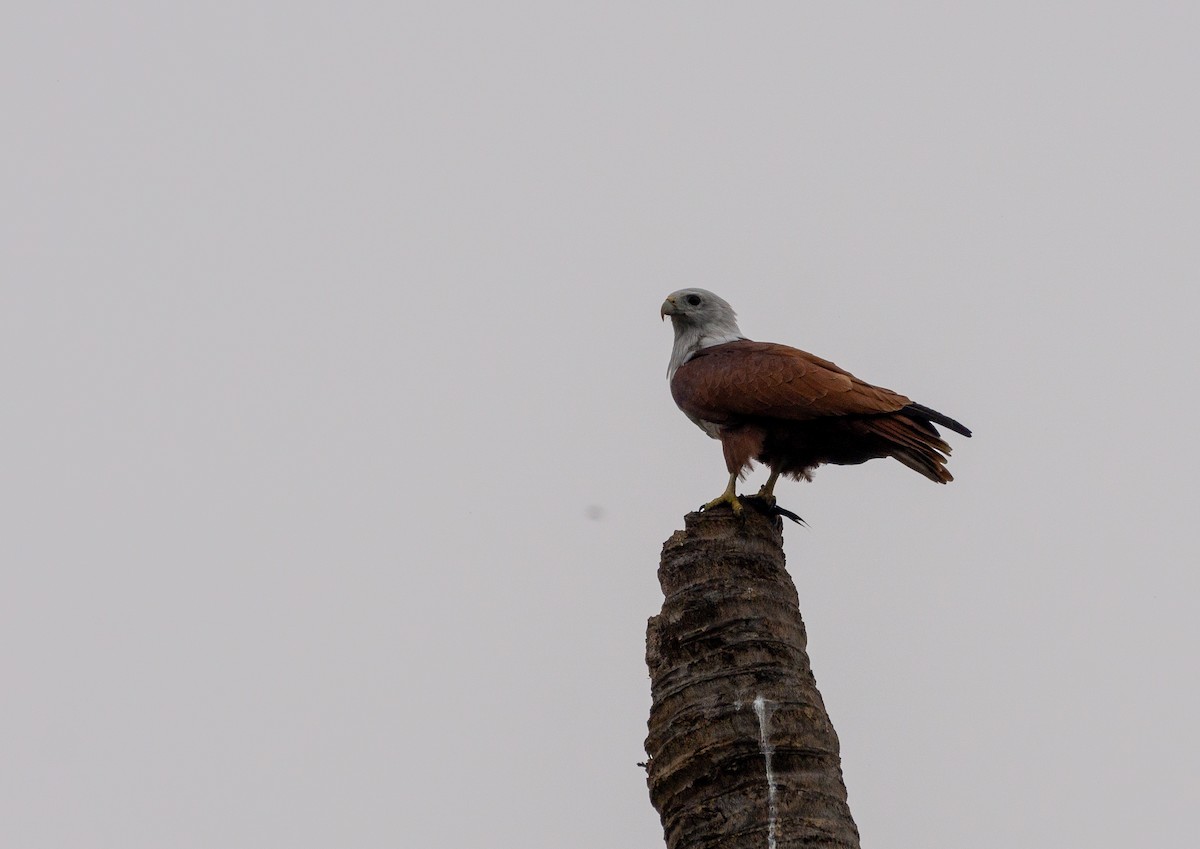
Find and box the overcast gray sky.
[4,3,1197,847]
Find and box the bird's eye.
[686,294,702,306]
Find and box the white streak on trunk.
[753,694,778,849]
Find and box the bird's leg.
[755,469,781,503]
[700,473,743,516]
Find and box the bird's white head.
[661,288,746,379]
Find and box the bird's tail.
[868,414,957,483]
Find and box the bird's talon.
[700,492,744,517]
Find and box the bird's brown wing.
[671,340,910,424]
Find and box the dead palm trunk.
[645,506,860,849]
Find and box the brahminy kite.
[662,289,971,515]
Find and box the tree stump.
[645,506,860,849]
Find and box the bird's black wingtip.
[905,402,972,438]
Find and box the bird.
[661,288,971,516]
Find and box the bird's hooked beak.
[660,297,678,321]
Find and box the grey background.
[4,3,1197,847]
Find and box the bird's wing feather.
[671,340,911,423]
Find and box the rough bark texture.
[645,506,860,849]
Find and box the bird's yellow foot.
[700,489,744,516]
[755,470,781,504]
[752,486,777,505]
[699,473,744,516]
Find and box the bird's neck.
[667,323,745,381]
